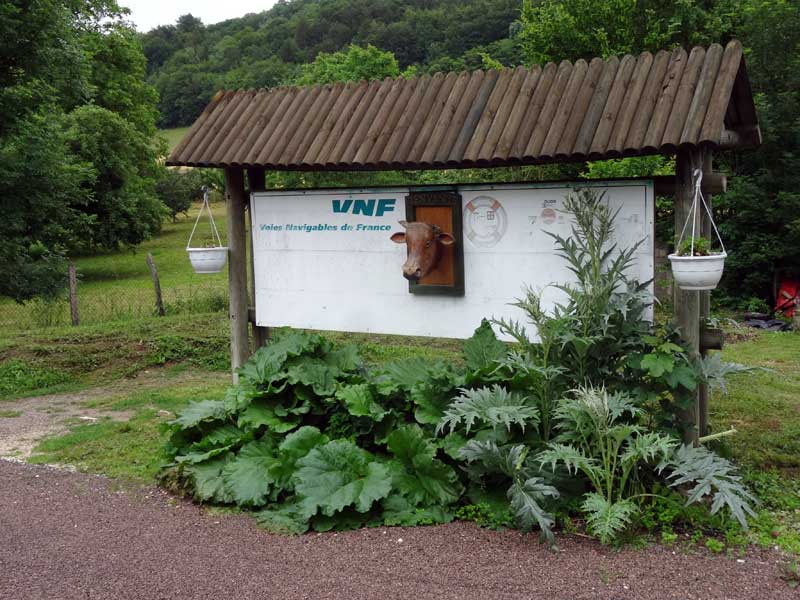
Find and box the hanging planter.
[187,186,228,274]
[668,169,727,291]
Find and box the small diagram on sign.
[464,196,507,247]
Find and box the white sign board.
[251,181,654,340]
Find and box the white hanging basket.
[670,168,727,291]
[668,252,727,291]
[187,247,228,274]
[186,187,227,274]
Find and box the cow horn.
[431,224,442,234]
[398,220,408,228]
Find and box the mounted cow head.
[390,220,455,281]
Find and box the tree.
[156,168,204,222]
[0,0,165,301]
[295,44,399,86]
[518,0,800,304]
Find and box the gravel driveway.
[0,460,794,600]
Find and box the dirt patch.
[0,369,222,459]
[0,460,795,600]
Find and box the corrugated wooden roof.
[167,41,760,170]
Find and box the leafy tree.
[0,0,164,301]
[156,168,204,222]
[295,44,399,85]
[519,0,800,304]
[65,105,164,250]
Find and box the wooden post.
[146,253,166,317]
[674,149,709,445]
[697,152,713,439]
[225,167,250,382]
[68,263,79,326]
[247,167,270,350]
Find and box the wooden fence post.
[68,263,79,326]
[146,253,166,317]
[225,167,251,383]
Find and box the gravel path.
[0,461,795,600]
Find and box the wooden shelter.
[167,40,760,444]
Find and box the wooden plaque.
[405,190,465,296]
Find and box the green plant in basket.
[677,236,713,257]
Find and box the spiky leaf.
[437,385,539,434]
[581,493,637,544]
[508,477,559,542]
[659,444,758,529]
[294,440,393,517]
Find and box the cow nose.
[403,265,421,281]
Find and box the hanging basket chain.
[675,168,726,256]
[187,186,224,250]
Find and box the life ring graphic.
[464,196,507,247]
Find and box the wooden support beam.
[653,172,726,197]
[697,152,713,440]
[225,167,250,383]
[674,149,710,445]
[718,126,762,150]
[246,167,270,351]
[700,326,724,352]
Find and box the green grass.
[160,127,191,152]
[712,330,800,470]
[709,330,800,555]
[0,312,231,399]
[0,410,22,418]
[0,201,229,332]
[29,376,228,481]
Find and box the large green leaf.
[375,358,431,395]
[463,319,506,372]
[286,359,337,396]
[192,423,246,449]
[271,426,329,491]
[381,495,453,526]
[294,440,393,517]
[172,399,227,429]
[386,425,463,505]
[255,503,309,535]
[185,454,233,503]
[221,438,278,507]
[335,384,387,420]
[237,398,301,433]
[238,330,324,386]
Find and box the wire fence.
[0,267,229,334]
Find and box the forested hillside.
[141,0,523,128]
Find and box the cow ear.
[438,232,455,246]
[398,220,408,228]
[390,232,406,244]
